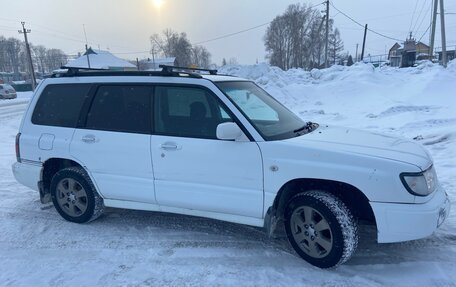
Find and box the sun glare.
[153,0,164,9]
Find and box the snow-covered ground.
[1,62,455,286]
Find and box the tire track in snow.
[0,101,27,120]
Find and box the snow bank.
[219,61,456,139]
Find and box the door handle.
[160,142,178,151]
[82,135,97,144]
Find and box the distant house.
[65,48,136,71]
[416,42,431,60]
[0,71,27,83]
[140,57,176,71]
[388,38,430,68]
[388,43,403,67]
[437,49,456,62]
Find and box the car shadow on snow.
[91,207,455,267]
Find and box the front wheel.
[50,167,104,223]
[285,190,359,268]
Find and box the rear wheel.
[50,167,104,223]
[285,190,358,268]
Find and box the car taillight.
[15,133,21,163]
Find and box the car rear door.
[70,84,156,203]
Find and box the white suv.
[12,66,450,268]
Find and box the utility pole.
[136,57,140,71]
[361,24,368,61]
[85,44,91,68]
[83,25,91,68]
[324,0,330,68]
[355,43,359,62]
[439,0,447,67]
[429,0,438,61]
[18,22,36,90]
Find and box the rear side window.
[85,85,152,134]
[32,84,91,128]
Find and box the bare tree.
[159,29,193,66]
[6,38,23,74]
[329,28,344,65]
[192,45,211,68]
[228,58,238,65]
[264,4,344,70]
[0,36,67,78]
[150,29,212,68]
[45,49,67,72]
[33,45,47,74]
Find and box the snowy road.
[0,100,28,120]
[1,63,456,287]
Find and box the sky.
[1,0,455,65]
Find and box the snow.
[65,49,136,70]
[1,62,456,286]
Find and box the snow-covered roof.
[143,57,176,64]
[65,49,136,70]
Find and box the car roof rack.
[159,65,218,75]
[51,66,207,79]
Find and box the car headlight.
[400,166,438,196]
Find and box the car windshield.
[217,81,316,141]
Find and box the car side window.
[85,85,152,134]
[32,84,91,128]
[154,86,232,139]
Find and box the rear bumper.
[372,185,451,243]
[12,161,42,192]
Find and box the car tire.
[284,190,358,269]
[50,166,104,223]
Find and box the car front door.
[151,85,264,218]
[70,84,156,203]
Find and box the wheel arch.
[40,158,92,203]
[271,178,376,224]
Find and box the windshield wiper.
[293,122,318,135]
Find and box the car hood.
[283,125,432,170]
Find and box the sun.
[152,0,164,9]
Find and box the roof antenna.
[83,24,91,68]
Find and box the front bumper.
[12,161,42,192]
[371,185,451,243]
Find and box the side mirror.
[216,122,243,141]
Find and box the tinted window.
[154,86,232,139]
[32,84,91,128]
[85,85,152,134]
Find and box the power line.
[418,23,432,42]
[193,22,271,45]
[329,2,403,42]
[359,12,419,23]
[409,0,421,33]
[412,0,430,36]
[193,1,325,45]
